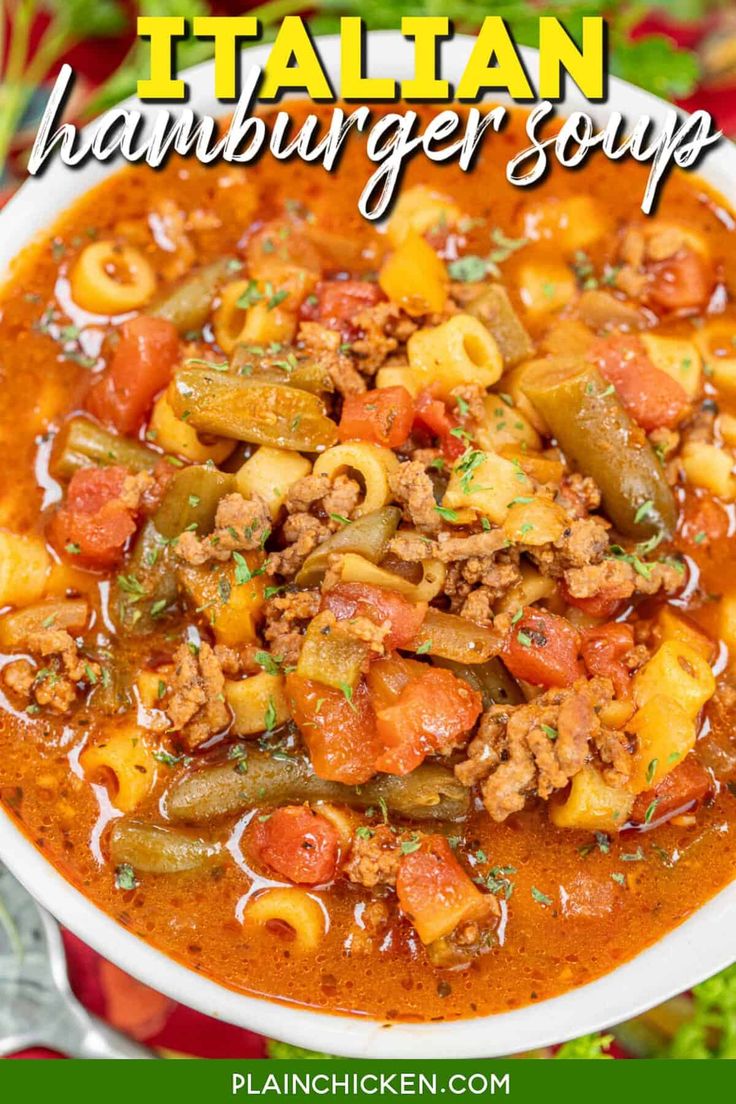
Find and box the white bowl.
[1,31,734,1058]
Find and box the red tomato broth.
[0,102,735,1024]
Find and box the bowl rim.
[1,30,735,1059]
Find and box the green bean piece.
[109,820,222,873]
[296,506,402,586]
[152,465,235,540]
[432,656,523,708]
[169,368,338,452]
[407,608,501,664]
[166,752,470,824]
[112,519,178,634]
[296,610,369,691]
[522,359,677,539]
[231,344,334,394]
[53,417,160,479]
[466,285,534,368]
[89,663,134,714]
[150,257,235,335]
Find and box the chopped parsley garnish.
[254,651,283,676]
[448,255,488,282]
[400,834,422,855]
[114,864,138,891]
[634,500,655,525]
[337,682,357,712]
[263,696,278,733]
[644,798,660,824]
[236,280,262,309]
[531,886,552,907]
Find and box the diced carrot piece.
[648,250,714,315]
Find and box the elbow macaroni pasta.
[70,241,157,314]
[235,447,312,521]
[338,551,446,603]
[313,442,400,516]
[694,321,736,396]
[407,314,503,397]
[80,724,157,812]
[243,887,326,952]
[214,280,295,353]
[443,449,534,525]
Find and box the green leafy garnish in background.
[667,963,736,1058]
[0,0,128,176]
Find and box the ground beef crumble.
[175,493,271,566]
[455,677,630,821]
[164,641,229,748]
[2,629,101,715]
[345,825,422,889]
[262,589,321,667]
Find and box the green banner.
[0,1058,733,1101]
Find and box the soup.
[1,103,735,1023]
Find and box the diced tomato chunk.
[321,582,427,650]
[300,280,384,342]
[286,674,381,785]
[249,805,340,885]
[49,465,137,568]
[413,390,466,461]
[396,835,496,945]
[677,489,730,551]
[372,665,482,775]
[647,250,714,315]
[590,336,689,433]
[631,756,712,824]
[502,606,582,688]
[86,316,179,434]
[338,386,415,449]
[581,622,635,698]
[560,579,626,620]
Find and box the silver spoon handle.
[41,1005,156,1059]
